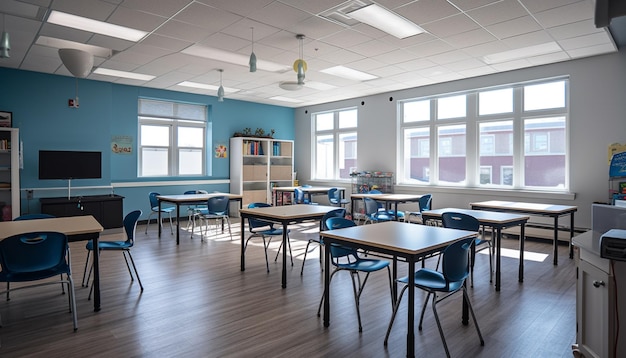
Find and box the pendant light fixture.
[295,34,306,85]
[249,27,257,73]
[217,69,224,102]
[278,34,307,91]
[0,14,10,59]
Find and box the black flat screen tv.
[39,150,102,180]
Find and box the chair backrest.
[148,192,160,209]
[418,194,432,212]
[294,187,305,204]
[184,190,209,195]
[0,231,69,276]
[441,237,474,284]
[247,202,273,230]
[208,196,229,215]
[363,197,380,216]
[441,212,479,231]
[328,187,339,204]
[324,217,357,259]
[123,210,142,246]
[321,208,346,231]
[368,189,382,194]
[14,213,55,221]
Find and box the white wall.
[294,51,626,229]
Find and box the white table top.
[351,193,424,201]
[0,215,104,239]
[320,221,477,256]
[470,200,577,214]
[423,208,530,225]
[273,186,343,193]
[239,204,338,220]
[157,193,243,203]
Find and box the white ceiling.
[0,0,618,108]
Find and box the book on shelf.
[243,140,264,155]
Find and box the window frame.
[398,77,569,191]
[138,99,209,178]
[312,107,358,181]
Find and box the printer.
[601,229,626,261]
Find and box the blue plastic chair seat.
[153,205,175,213]
[252,227,288,236]
[397,268,463,292]
[335,258,390,272]
[85,240,130,251]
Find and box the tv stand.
[40,194,124,229]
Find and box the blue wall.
[0,67,294,219]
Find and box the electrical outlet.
[26,190,33,199]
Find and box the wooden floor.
[0,218,577,357]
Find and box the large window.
[138,99,208,177]
[399,78,569,191]
[313,108,357,180]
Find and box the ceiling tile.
[174,2,242,31]
[51,0,116,21]
[399,0,461,25]
[119,0,193,17]
[447,0,501,11]
[444,28,497,49]
[467,0,529,26]
[485,15,543,40]
[533,1,594,29]
[422,13,480,38]
[547,19,605,40]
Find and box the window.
[313,108,357,180]
[138,99,208,177]
[399,78,569,191]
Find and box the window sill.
[394,184,575,201]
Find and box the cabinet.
[230,137,293,207]
[40,194,124,229]
[0,128,20,221]
[608,151,626,204]
[351,171,394,194]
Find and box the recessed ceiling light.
[93,68,155,81]
[36,36,113,58]
[270,96,304,103]
[177,81,240,94]
[47,10,148,42]
[320,66,378,81]
[182,45,291,73]
[483,42,562,64]
[347,4,424,39]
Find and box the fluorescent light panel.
[347,4,424,39]
[93,68,155,81]
[177,81,240,94]
[47,10,148,42]
[270,96,303,103]
[36,36,112,58]
[483,42,562,64]
[182,45,291,73]
[320,65,378,81]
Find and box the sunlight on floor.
[477,247,549,262]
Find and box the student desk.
[273,186,345,206]
[421,208,529,291]
[350,193,425,221]
[470,200,577,265]
[157,193,243,245]
[0,216,104,311]
[239,204,338,288]
[320,221,477,358]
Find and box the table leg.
[569,212,575,259]
[394,202,399,221]
[553,216,559,265]
[92,234,101,311]
[323,242,331,327]
[518,223,525,282]
[462,281,469,325]
[392,256,398,301]
[175,204,180,245]
[407,259,415,358]
[240,214,246,271]
[282,222,288,288]
[158,200,162,237]
[495,227,502,292]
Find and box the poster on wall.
[0,111,12,127]
[111,135,133,155]
[215,144,227,158]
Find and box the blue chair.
[10,213,59,300]
[184,189,208,235]
[317,217,393,332]
[294,187,317,205]
[300,208,346,275]
[367,190,405,221]
[384,236,484,356]
[0,231,78,331]
[363,197,393,224]
[328,188,349,208]
[442,212,492,286]
[145,192,174,234]
[200,196,232,240]
[245,203,292,272]
[407,194,432,224]
[82,210,143,298]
